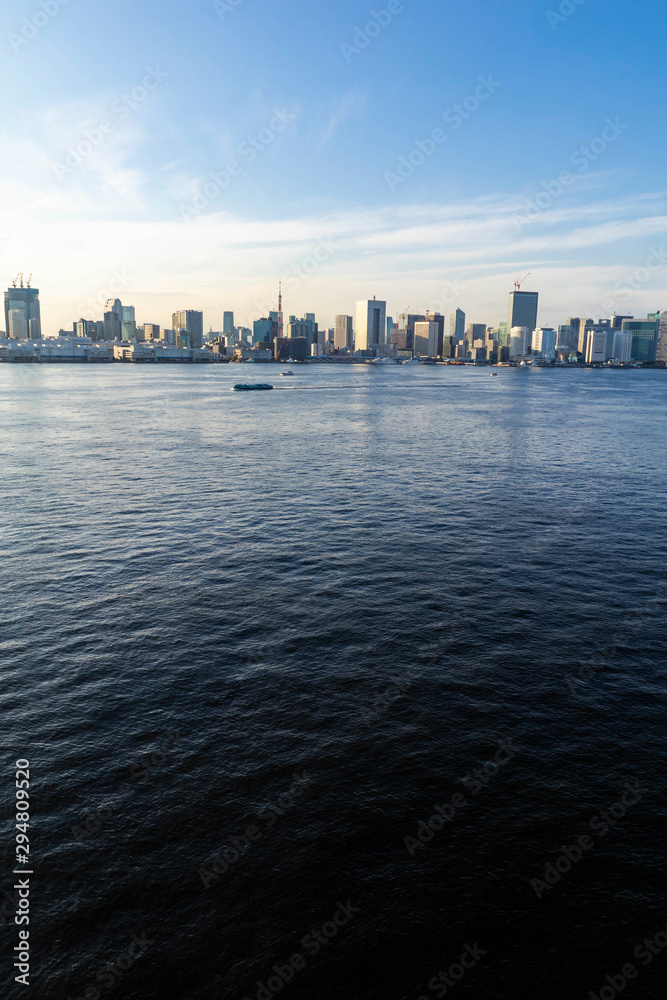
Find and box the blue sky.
[1,0,666,332]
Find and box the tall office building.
[577,319,594,357]
[288,314,317,346]
[413,321,439,358]
[8,309,28,338]
[557,324,578,351]
[585,329,607,364]
[223,311,235,335]
[450,308,465,342]
[4,282,41,339]
[656,314,667,365]
[566,318,581,348]
[612,330,633,364]
[622,318,659,363]
[254,314,280,345]
[103,311,121,341]
[427,313,445,357]
[465,323,486,349]
[509,327,529,359]
[508,291,538,351]
[172,310,204,349]
[355,299,387,352]
[449,309,466,354]
[121,320,137,342]
[334,315,354,351]
[533,328,557,359]
[122,305,135,323]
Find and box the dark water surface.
[1,364,666,1000]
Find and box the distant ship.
[231,384,274,391]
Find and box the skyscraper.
[4,281,41,339]
[622,318,659,363]
[334,315,354,351]
[533,328,557,359]
[413,321,439,358]
[355,299,387,353]
[427,313,445,357]
[223,312,235,335]
[172,310,204,349]
[508,291,538,351]
[450,308,465,342]
[577,319,594,357]
[509,327,528,359]
[657,314,667,365]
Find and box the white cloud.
[0,113,665,332]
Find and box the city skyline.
[1,0,666,333]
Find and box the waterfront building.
[424,312,445,357]
[577,319,594,357]
[622,318,659,363]
[612,330,633,364]
[413,321,439,357]
[389,328,408,351]
[143,323,160,341]
[585,329,607,363]
[508,291,538,351]
[274,337,308,362]
[8,309,28,338]
[497,322,509,346]
[557,324,577,351]
[121,320,137,342]
[103,310,122,341]
[450,308,465,343]
[657,313,667,365]
[509,326,528,359]
[75,319,104,341]
[172,310,204,349]
[253,315,279,345]
[287,314,317,345]
[4,283,42,339]
[223,311,235,335]
[533,328,557,360]
[396,313,426,354]
[356,298,387,352]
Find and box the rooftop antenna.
[514,272,531,291]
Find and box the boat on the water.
[231,383,274,391]
[281,371,295,376]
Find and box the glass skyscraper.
[622,319,658,363]
[508,291,538,349]
[4,284,41,339]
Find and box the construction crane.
[12,273,21,288]
[26,274,32,287]
[514,273,531,291]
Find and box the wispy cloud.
[0,111,665,333]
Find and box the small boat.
[490,373,498,376]
[281,371,295,376]
[231,383,274,391]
